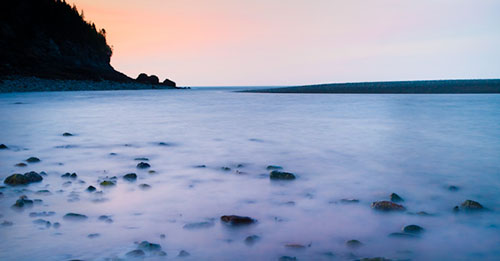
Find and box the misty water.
[1,89,499,261]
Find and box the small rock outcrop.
[220,215,256,225]
[162,78,176,87]
[458,200,484,211]
[0,144,8,149]
[371,201,405,211]
[137,162,151,169]
[4,172,43,186]
[123,173,137,182]
[402,224,424,234]
[25,157,41,163]
[270,170,296,180]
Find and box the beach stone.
[62,132,73,136]
[346,239,362,248]
[0,144,8,149]
[61,172,77,179]
[266,165,283,170]
[220,215,256,225]
[86,185,96,192]
[270,170,296,180]
[63,213,88,221]
[123,173,137,181]
[178,250,190,257]
[448,185,459,191]
[126,249,145,258]
[460,200,484,210]
[403,225,424,234]
[279,256,297,261]
[12,196,33,208]
[136,162,150,169]
[371,201,405,211]
[24,171,43,183]
[390,193,404,202]
[26,157,40,163]
[4,174,29,185]
[138,241,162,251]
[100,180,115,187]
[15,163,27,167]
[245,235,260,245]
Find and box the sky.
[69,0,500,86]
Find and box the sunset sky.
[69,0,500,86]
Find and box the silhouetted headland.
[0,0,178,92]
[242,79,500,94]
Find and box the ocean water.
[0,89,499,261]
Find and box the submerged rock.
[12,195,34,208]
[87,233,100,238]
[221,166,231,171]
[25,157,41,163]
[138,241,162,251]
[0,144,8,149]
[371,201,405,211]
[178,250,190,257]
[33,219,51,227]
[220,215,256,225]
[1,221,14,226]
[136,162,151,169]
[346,239,362,248]
[266,165,283,170]
[448,185,459,191]
[356,258,392,261]
[62,132,73,136]
[402,224,424,234]
[4,174,30,186]
[194,165,206,168]
[86,186,96,192]
[279,256,297,261]
[134,157,149,161]
[100,180,115,187]
[460,200,484,210]
[183,221,214,230]
[285,243,307,249]
[390,193,404,202]
[123,173,137,182]
[29,211,55,217]
[53,222,61,228]
[341,198,360,204]
[388,232,418,238]
[139,184,151,190]
[126,249,145,258]
[35,189,51,195]
[270,170,296,180]
[63,213,88,221]
[245,235,261,245]
[15,163,27,167]
[61,172,78,179]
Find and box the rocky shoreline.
[0,76,181,93]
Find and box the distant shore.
[241,79,500,94]
[0,76,180,93]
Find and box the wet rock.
[1,220,14,226]
[33,219,51,227]
[270,170,296,180]
[0,144,8,149]
[35,189,52,195]
[98,215,113,223]
[220,215,256,225]
[62,132,73,136]
[139,184,151,190]
[460,200,484,210]
[100,180,115,187]
[194,165,206,168]
[390,193,404,202]
[136,162,150,169]
[285,243,307,249]
[346,239,362,248]
[63,213,88,221]
[53,222,61,228]
[87,233,100,238]
[109,152,117,156]
[341,198,360,204]
[24,171,43,183]
[123,173,137,182]
[160,234,166,239]
[61,172,78,179]
[138,241,162,251]
[453,206,460,212]
[29,211,55,217]
[371,201,405,211]
[221,166,231,171]
[183,221,214,230]
[416,211,431,216]
[12,195,33,208]
[388,232,418,238]
[279,256,297,261]
[4,174,30,186]
[34,199,43,204]
[15,163,27,167]
[402,225,424,234]
[245,235,260,245]
[448,185,459,191]
[25,157,41,163]
[148,170,156,174]
[126,249,145,258]
[134,157,149,161]
[86,186,96,192]
[158,142,170,146]
[178,250,190,257]
[266,165,283,170]
[62,181,72,187]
